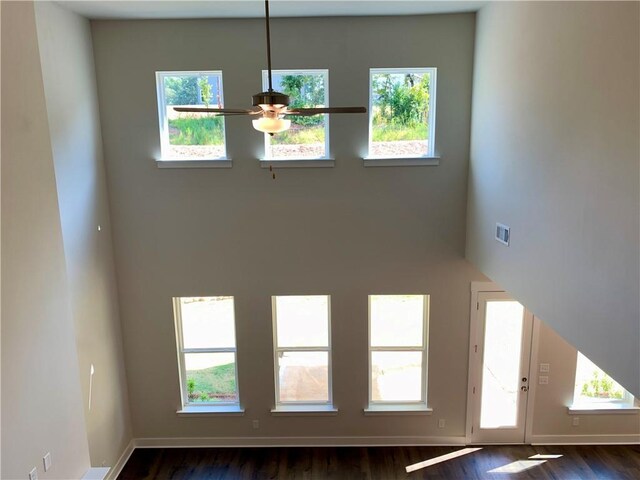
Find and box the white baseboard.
[105,439,136,480]
[134,435,467,448]
[530,434,640,445]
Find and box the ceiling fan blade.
[284,107,367,116]
[173,107,260,115]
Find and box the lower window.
[369,294,430,407]
[173,296,240,407]
[573,352,635,408]
[272,295,333,407]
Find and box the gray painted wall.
[1,2,91,478]
[34,1,133,467]
[91,13,485,440]
[466,1,640,397]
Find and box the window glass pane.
[574,352,630,405]
[371,351,422,402]
[275,295,329,347]
[185,352,237,403]
[370,295,424,347]
[278,351,329,402]
[180,296,235,349]
[370,71,431,157]
[162,73,225,158]
[479,301,524,428]
[264,71,327,159]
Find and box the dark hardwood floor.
[118,444,640,479]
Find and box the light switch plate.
[572,417,580,426]
[43,452,52,471]
[438,419,445,428]
[539,363,550,373]
[29,467,38,480]
[539,375,549,385]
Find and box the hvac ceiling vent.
[496,223,510,246]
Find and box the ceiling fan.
[174,0,366,135]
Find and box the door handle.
[521,386,529,392]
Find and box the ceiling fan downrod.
[252,0,289,108]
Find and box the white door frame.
[465,281,538,444]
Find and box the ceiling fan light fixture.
[252,117,291,134]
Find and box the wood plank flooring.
[118,444,640,479]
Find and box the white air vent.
[496,223,510,246]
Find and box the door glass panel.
[480,301,524,428]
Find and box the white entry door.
[468,291,533,443]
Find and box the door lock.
[521,386,529,392]
[522,377,528,382]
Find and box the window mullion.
[275,346,329,353]
[370,346,424,352]
[182,347,236,354]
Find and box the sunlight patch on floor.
[529,454,563,459]
[488,459,546,473]
[405,447,483,473]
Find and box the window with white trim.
[369,295,429,406]
[573,351,635,408]
[156,71,227,160]
[368,68,437,158]
[173,296,239,407]
[262,70,329,159]
[272,295,332,406]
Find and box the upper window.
[272,295,332,406]
[156,71,227,160]
[262,70,329,160]
[173,296,239,407]
[368,295,429,405]
[368,68,437,158]
[573,352,635,408]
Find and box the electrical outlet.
[539,363,550,373]
[572,417,580,426]
[252,420,259,429]
[438,419,445,428]
[43,452,52,471]
[29,467,38,480]
[539,375,549,385]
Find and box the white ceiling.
[57,1,485,20]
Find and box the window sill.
[362,156,440,167]
[177,405,245,416]
[364,404,433,416]
[270,405,338,416]
[260,159,335,169]
[567,405,640,415]
[156,159,232,169]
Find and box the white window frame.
[156,71,228,161]
[261,69,330,160]
[367,67,437,159]
[571,351,636,409]
[368,294,430,407]
[173,296,240,408]
[271,295,333,408]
